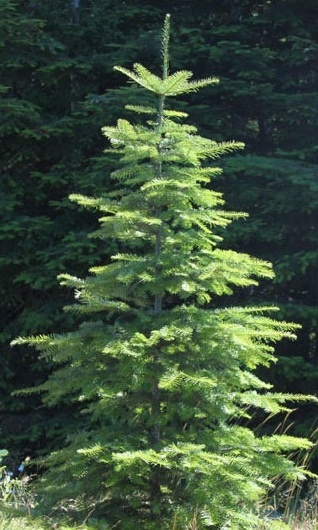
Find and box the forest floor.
[1,514,317,530]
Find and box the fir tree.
[12,15,316,530]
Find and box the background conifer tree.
[12,15,316,530]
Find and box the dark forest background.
[1,0,317,468]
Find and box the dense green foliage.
[0,0,116,452]
[12,15,316,529]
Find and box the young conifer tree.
[12,15,315,530]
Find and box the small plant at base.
[0,454,35,516]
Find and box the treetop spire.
[162,13,171,80]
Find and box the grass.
[1,474,318,530]
[0,513,317,530]
[286,486,318,530]
[0,516,46,530]
[270,476,318,530]
[0,514,108,530]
